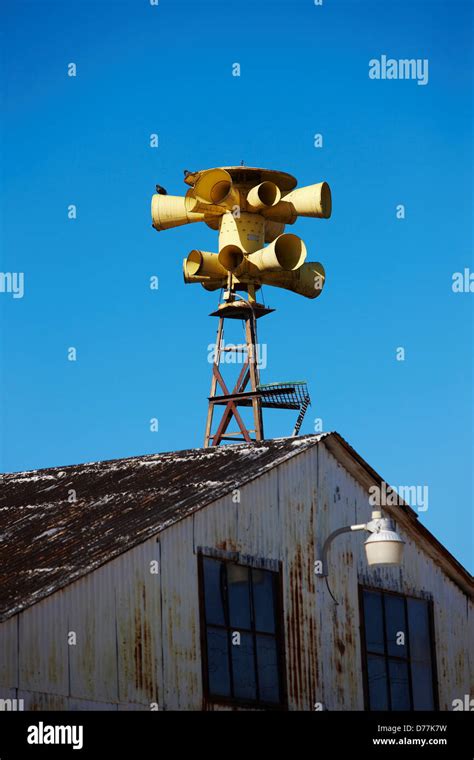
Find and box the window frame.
[359,585,439,711]
[198,550,287,710]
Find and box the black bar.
[0,710,471,758]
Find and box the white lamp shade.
[364,530,405,566]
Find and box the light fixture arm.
[320,510,394,577]
[320,523,367,577]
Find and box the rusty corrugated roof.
[0,434,329,621]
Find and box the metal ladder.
[292,395,311,437]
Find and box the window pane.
[203,558,226,626]
[367,655,388,710]
[227,564,251,630]
[252,569,276,633]
[256,635,280,703]
[231,631,256,700]
[411,661,434,710]
[384,594,407,658]
[407,598,434,709]
[388,659,411,710]
[407,598,431,663]
[363,591,385,655]
[207,627,230,697]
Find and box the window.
[199,555,285,707]
[360,588,438,711]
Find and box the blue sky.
[0,0,472,570]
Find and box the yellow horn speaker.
[262,182,332,224]
[193,168,239,208]
[183,250,228,282]
[246,233,306,272]
[151,194,205,231]
[246,181,281,212]
[218,234,306,275]
[184,190,228,216]
[218,245,244,272]
[183,269,226,290]
[260,262,326,299]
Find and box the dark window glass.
[252,569,276,633]
[407,598,434,710]
[388,659,411,710]
[257,635,280,703]
[362,589,436,712]
[227,564,251,630]
[363,591,385,655]
[207,627,230,696]
[231,632,256,700]
[201,556,283,706]
[410,661,435,710]
[407,598,431,662]
[367,655,388,710]
[203,558,226,626]
[384,594,407,658]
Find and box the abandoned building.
[0,432,472,711]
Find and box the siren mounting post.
[204,298,269,446]
[151,165,331,447]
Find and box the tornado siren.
[151,166,330,300]
[150,166,332,446]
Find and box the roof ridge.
[1,432,330,479]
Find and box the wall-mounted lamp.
[319,510,405,577]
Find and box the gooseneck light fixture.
[320,510,405,577]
